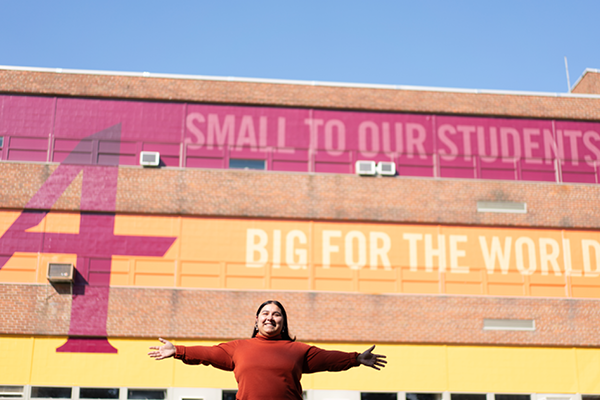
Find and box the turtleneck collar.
[255,333,282,340]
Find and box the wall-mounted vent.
[377,161,396,176]
[483,319,535,331]
[47,263,74,283]
[355,160,376,176]
[140,151,160,167]
[477,201,527,214]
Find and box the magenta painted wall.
[2,94,600,183]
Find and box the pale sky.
[1,0,599,93]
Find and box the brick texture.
[0,284,71,335]
[1,284,600,347]
[2,163,600,229]
[1,69,600,121]
[572,70,600,95]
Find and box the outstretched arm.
[148,338,176,360]
[357,345,387,370]
[304,344,387,373]
[148,337,236,371]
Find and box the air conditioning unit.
[140,151,160,167]
[377,161,396,176]
[47,263,74,283]
[355,160,376,176]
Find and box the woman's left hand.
[357,345,387,370]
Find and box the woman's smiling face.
[255,303,284,338]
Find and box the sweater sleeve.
[174,342,236,371]
[302,346,361,374]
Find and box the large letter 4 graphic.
[0,125,177,353]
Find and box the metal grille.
[142,153,158,163]
[477,201,527,213]
[48,263,73,279]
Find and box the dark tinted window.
[222,391,237,400]
[407,394,442,400]
[361,393,397,400]
[451,395,486,400]
[229,159,265,170]
[31,387,72,398]
[80,389,119,399]
[127,390,165,400]
[496,395,530,400]
[406,393,442,400]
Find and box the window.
[407,394,443,400]
[0,386,24,399]
[80,389,120,399]
[31,387,72,399]
[496,395,531,400]
[222,391,237,400]
[127,390,166,400]
[361,393,397,400]
[228,159,265,170]
[451,395,487,400]
[0,136,4,148]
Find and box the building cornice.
[1,65,600,121]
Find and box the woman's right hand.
[148,338,176,360]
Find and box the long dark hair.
[251,300,295,341]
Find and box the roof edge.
[572,68,600,92]
[3,64,600,100]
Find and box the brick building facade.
[1,66,600,400]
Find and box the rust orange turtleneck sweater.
[174,334,360,400]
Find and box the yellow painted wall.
[2,336,600,394]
